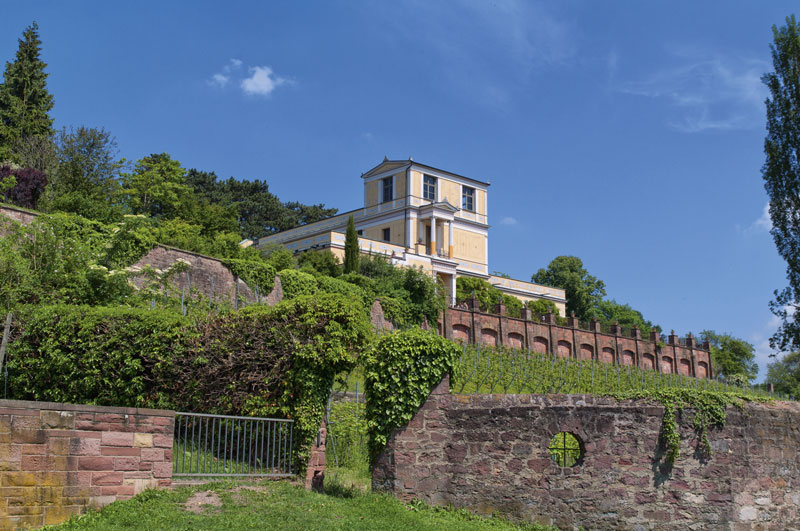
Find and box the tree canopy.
[587,299,658,335]
[186,169,337,239]
[532,256,606,320]
[45,126,125,222]
[700,330,758,383]
[765,351,800,398]
[763,15,800,353]
[0,22,54,162]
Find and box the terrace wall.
[373,375,800,530]
[0,399,174,530]
[443,301,713,379]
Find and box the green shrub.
[527,298,559,316]
[364,329,460,459]
[7,293,372,472]
[7,305,193,408]
[298,250,341,277]
[279,268,318,298]
[316,275,370,309]
[223,258,276,294]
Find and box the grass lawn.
[48,476,556,531]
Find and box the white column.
[450,274,456,306]
[430,216,437,256]
[418,219,424,246]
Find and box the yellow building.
[251,158,566,314]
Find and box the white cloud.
[500,216,518,226]
[208,59,290,97]
[208,58,243,88]
[241,66,288,97]
[752,203,772,232]
[740,202,772,236]
[619,51,768,133]
[209,73,229,88]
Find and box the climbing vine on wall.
[364,328,461,460]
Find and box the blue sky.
[2,1,795,380]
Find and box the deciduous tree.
[763,15,800,352]
[46,126,125,221]
[532,256,606,320]
[700,330,758,383]
[765,351,800,398]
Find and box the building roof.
[362,158,491,187]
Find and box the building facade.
[251,158,566,312]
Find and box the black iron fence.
[173,412,294,477]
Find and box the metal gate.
[173,412,294,478]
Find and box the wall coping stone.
[0,399,174,417]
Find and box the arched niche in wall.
[697,361,708,378]
[481,328,498,346]
[661,356,674,374]
[601,347,614,364]
[507,332,524,349]
[452,324,470,343]
[641,353,655,370]
[679,358,691,376]
[579,344,594,361]
[557,340,571,359]
[532,336,548,354]
[621,350,635,366]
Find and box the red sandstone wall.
[373,376,800,530]
[0,205,38,226]
[0,399,174,530]
[444,307,713,379]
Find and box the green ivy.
[611,387,763,463]
[364,329,460,460]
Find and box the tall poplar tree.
[763,15,800,352]
[0,22,55,162]
[344,215,359,273]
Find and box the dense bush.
[223,258,276,294]
[364,329,460,459]
[279,268,318,298]
[7,293,372,471]
[316,275,370,309]
[1,166,48,209]
[7,305,193,407]
[0,212,132,311]
[297,249,340,277]
[455,276,558,318]
[348,255,445,327]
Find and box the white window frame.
[423,175,436,201]
[461,186,475,211]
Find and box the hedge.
[7,293,372,471]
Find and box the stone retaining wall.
[0,399,174,530]
[373,376,800,530]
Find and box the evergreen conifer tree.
[0,22,55,162]
[344,215,359,273]
[763,15,800,352]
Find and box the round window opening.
[548,432,583,467]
